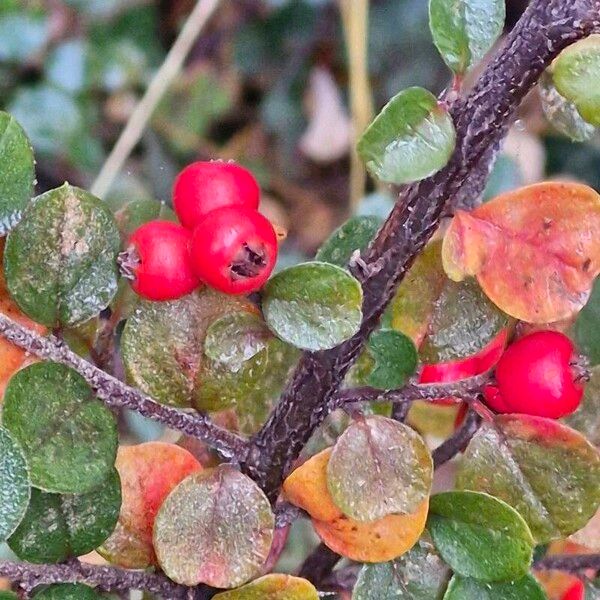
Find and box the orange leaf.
[442,182,600,323]
[99,442,202,568]
[283,448,428,562]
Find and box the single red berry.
[122,221,200,301]
[190,206,277,295]
[493,330,584,419]
[562,581,585,600]
[173,161,260,230]
[419,329,508,405]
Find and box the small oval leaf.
[456,414,600,543]
[429,0,505,74]
[553,35,600,127]
[8,469,121,563]
[327,416,432,522]
[2,362,117,494]
[0,111,34,233]
[0,426,30,542]
[32,584,100,600]
[427,490,534,582]
[99,442,201,569]
[121,289,258,407]
[153,465,274,588]
[358,87,456,185]
[442,182,600,323]
[442,574,546,600]
[263,262,363,351]
[366,330,418,389]
[4,184,121,327]
[212,574,319,600]
[352,540,450,600]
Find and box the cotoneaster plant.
[0,1,598,599]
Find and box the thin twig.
[432,409,481,468]
[534,554,600,572]
[0,560,191,598]
[90,0,222,199]
[0,313,247,460]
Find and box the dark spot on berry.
[583,258,591,272]
[230,243,266,279]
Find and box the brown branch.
[432,409,481,468]
[0,313,247,461]
[243,0,600,501]
[0,560,193,599]
[534,554,600,572]
[298,543,340,586]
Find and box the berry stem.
[116,247,140,281]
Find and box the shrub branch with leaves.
[0,0,599,599]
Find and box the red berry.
[123,221,200,301]
[419,329,508,405]
[562,581,585,600]
[173,161,260,230]
[190,206,277,295]
[493,330,584,419]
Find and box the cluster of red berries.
[123,162,278,301]
[421,329,584,421]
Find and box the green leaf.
[0,593,17,599]
[366,329,418,389]
[442,574,546,600]
[428,0,505,74]
[358,87,456,185]
[352,540,450,600]
[3,362,118,494]
[553,35,600,127]
[315,216,383,268]
[121,289,258,408]
[585,580,600,600]
[212,574,319,600]
[263,262,363,351]
[564,365,600,445]
[390,241,509,361]
[574,278,600,366]
[0,427,30,543]
[327,416,432,522]
[539,72,595,142]
[4,184,121,327]
[196,313,299,434]
[32,584,100,600]
[427,491,534,582]
[456,414,600,543]
[8,469,121,563]
[0,112,35,234]
[153,465,274,588]
[482,155,523,202]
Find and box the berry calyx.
[190,205,277,295]
[173,161,260,230]
[562,581,584,600]
[121,221,200,301]
[492,330,584,419]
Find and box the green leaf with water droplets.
[427,491,534,582]
[32,584,100,600]
[212,574,319,600]
[315,216,383,268]
[4,184,121,327]
[8,469,121,563]
[352,540,450,599]
[327,416,432,522]
[429,0,505,74]
[153,465,274,588]
[121,289,258,408]
[0,427,30,543]
[358,87,456,185]
[456,414,600,543]
[554,35,600,127]
[539,72,595,142]
[366,329,417,389]
[196,312,299,434]
[0,112,35,234]
[3,362,118,494]
[263,262,363,351]
[442,574,546,600]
